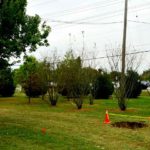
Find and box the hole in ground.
[112,121,148,129]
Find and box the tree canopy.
[0,0,50,69]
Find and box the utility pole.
[81,31,85,51]
[68,33,72,51]
[122,0,128,77]
[81,31,85,59]
[120,0,128,110]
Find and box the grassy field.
[0,93,150,150]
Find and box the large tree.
[106,46,142,111]
[0,0,50,69]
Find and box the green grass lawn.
[0,93,150,150]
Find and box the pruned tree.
[42,51,60,106]
[82,67,99,105]
[106,46,142,111]
[57,50,90,109]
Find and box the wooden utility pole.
[122,0,128,76]
[81,31,85,59]
[68,33,72,50]
[120,0,128,110]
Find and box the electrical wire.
[42,2,150,23]
[42,18,150,26]
[45,19,123,25]
[83,49,150,61]
[47,7,150,29]
[128,20,150,25]
[41,0,123,18]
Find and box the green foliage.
[57,51,82,98]
[0,68,16,97]
[110,71,121,82]
[14,56,48,99]
[81,67,99,95]
[0,0,50,68]
[0,59,9,70]
[57,51,98,98]
[93,74,114,99]
[57,50,89,109]
[125,70,142,98]
[23,73,47,97]
[141,69,150,81]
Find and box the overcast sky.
[26,0,150,73]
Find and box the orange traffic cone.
[104,110,111,124]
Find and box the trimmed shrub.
[0,68,16,97]
[125,70,142,98]
[23,73,48,97]
[93,75,114,99]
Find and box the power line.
[44,19,123,25]
[83,49,150,61]
[128,20,150,25]
[29,0,58,7]
[41,0,123,18]
[13,49,150,66]
[43,18,150,27]
[36,0,150,21]
[36,1,150,30]
[30,0,122,12]
[43,2,150,26]
[45,10,150,29]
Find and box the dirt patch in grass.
[112,121,148,129]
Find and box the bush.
[93,75,114,99]
[23,73,48,97]
[73,98,83,109]
[48,91,59,106]
[125,70,142,98]
[0,68,16,97]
